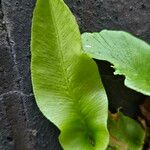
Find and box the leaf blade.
[108,112,146,150]
[82,30,150,96]
[31,0,109,149]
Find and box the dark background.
[0,0,150,149]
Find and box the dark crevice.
[95,60,147,119]
[141,3,146,9]
[7,136,13,142]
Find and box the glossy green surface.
[31,0,108,149]
[82,30,150,96]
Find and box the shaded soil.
[0,0,150,149]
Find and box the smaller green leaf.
[107,112,146,150]
[82,30,150,96]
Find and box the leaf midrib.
[48,0,92,134]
